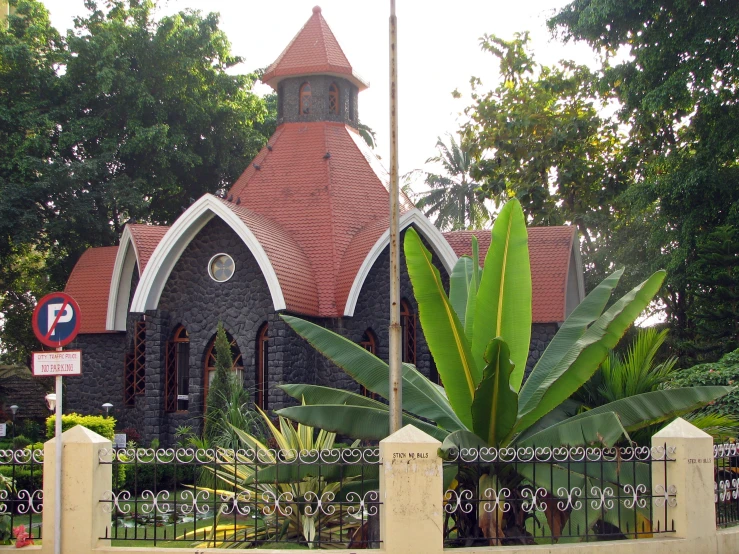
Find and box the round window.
[208,253,235,282]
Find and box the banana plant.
[274,198,732,541]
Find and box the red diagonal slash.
[44,298,70,341]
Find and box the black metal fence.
[715,442,739,527]
[98,446,381,548]
[0,448,44,543]
[442,445,676,546]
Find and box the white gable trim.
[106,226,140,331]
[130,194,286,314]
[343,208,457,317]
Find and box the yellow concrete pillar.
[379,424,444,554]
[652,417,716,540]
[42,425,112,554]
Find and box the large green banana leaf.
[471,338,518,446]
[465,237,480,342]
[449,255,475,333]
[276,404,449,442]
[280,314,463,431]
[280,383,389,409]
[514,270,666,435]
[563,386,734,433]
[472,199,531,391]
[516,411,629,448]
[404,228,479,428]
[518,268,624,412]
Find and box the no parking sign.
[32,292,82,348]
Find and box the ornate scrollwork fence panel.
[98,446,381,548]
[715,442,739,527]
[0,448,44,540]
[442,444,676,546]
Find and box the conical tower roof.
[262,6,368,91]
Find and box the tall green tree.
[549,0,739,360]
[0,0,274,362]
[413,134,489,231]
[204,322,235,440]
[460,33,625,281]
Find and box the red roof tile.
[64,246,119,334]
[262,6,368,90]
[128,224,169,274]
[443,227,576,323]
[228,121,412,317]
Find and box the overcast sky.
[43,0,598,185]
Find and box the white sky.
[43,0,598,184]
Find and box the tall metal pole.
[388,0,402,434]
[54,354,62,554]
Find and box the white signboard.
[114,434,127,449]
[0,424,6,438]
[32,350,82,376]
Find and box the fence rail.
[0,448,44,542]
[98,446,381,548]
[442,444,676,546]
[715,442,739,528]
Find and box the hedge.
[45,413,116,440]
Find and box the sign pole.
[54,355,62,554]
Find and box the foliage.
[412,134,489,231]
[187,409,365,549]
[0,0,275,362]
[204,323,235,440]
[46,412,116,440]
[0,515,10,545]
[671,349,739,421]
[459,33,624,284]
[275,199,731,542]
[687,225,739,360]
[549,0,739,360]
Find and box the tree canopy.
[0,0,274,362]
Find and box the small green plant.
[46,413,116,440]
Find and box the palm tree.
[413,134,489,231]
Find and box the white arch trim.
[106,226,140,331]
[344,208,458,317]
[130,194,286,314]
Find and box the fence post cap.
[380,424,442,446]
[60,424,112,444]
[653,416,711,439]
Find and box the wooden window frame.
[359,329,378,399]
[328,82,339,114]
[300,82,311,115]
[400,299,417,365]
[124,319,147,406]
[256,323,269,410]
[165,326,189,413]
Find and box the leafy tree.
[412,134,489,231]
[0,0,274,361]
[549,0,739,359]
[460,33,625,281]
[672,349,739,424]
[204,322,235,440]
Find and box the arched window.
[328,83,339,114]
[359,329,378,399]
[165,326,190,412]
[400,299,417,365]
[300,82,311,115]
[256,323,269,410]
[203,331,244,403]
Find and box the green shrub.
[672,349,739,418]
[45,413,116,440]
[0,443,44,493]
[12,435,31,449]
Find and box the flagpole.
[388,0,402,434]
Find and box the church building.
[62,7,585,444]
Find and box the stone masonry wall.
[278,76,359,127]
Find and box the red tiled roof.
[128,224,169,273]
[443,227,576,323]
[262,6,368,90]
[228,121,412,317]
[223,200,320,315]
[64,246,119,334]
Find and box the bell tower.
[261,6,368,128]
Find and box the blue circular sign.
[32,293,82,348]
